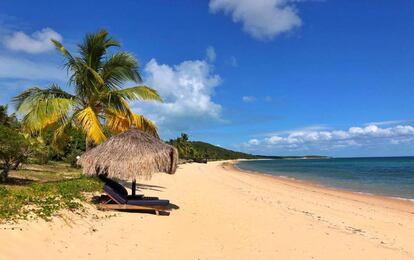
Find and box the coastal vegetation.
[0,30,161,222]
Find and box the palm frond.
[79,29,120,71]
[81,63,104,85]
[104,93,132,115]
[131,113,159,138]
[75,106,106,144]
[102,52,142,88]
[51,39,81,79]
[105,109,158,138]
[13,84,75,111]
[51,39,74,60]
[13,85,76,133]
[20,99,73,133]
[111,86,162,101]
[52,113,75,147]
[68,57,100,98]
[50,39,97,99]
[105,109,131,133]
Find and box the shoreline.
[228,160,414,214]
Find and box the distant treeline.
[166,133,329,161]
[167,133,260,161]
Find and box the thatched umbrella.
[77,127,178,195]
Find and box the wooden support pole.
[170,149,174,173]
[132,179,136,196]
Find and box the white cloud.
[3,28,62,54]
[244,124,414,151]
[248,138,260,145]
[242,96,256,102]
[133,58,222,134]
[364,120,407,126]
[206,46,216,62]
[259,125,329,137]
[0,55,65,81]
[209,0,302,40]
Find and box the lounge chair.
[97,179,169,215]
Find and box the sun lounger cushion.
[127,199,170,206]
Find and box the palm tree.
[13,30,161,150]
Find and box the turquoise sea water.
[236,157,414,200]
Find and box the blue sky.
[0,0,414,157]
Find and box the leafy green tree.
[14,29,162,150]
[0,125,28,182]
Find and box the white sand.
[1,160,414,259]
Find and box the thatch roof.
[77,127,178,180]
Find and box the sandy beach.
[1,160,414,260]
